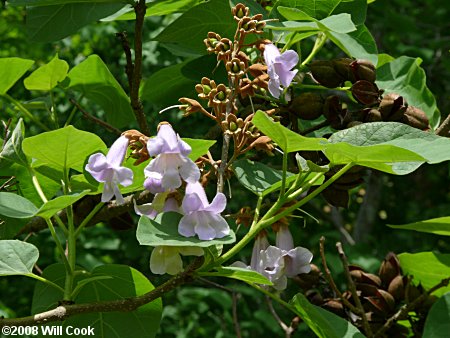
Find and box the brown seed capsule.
[401,106,430,130]
[322,299,345,316]
[365,108,383,122]
[309,60,345,88]
[323,95,347,129]
[289,92,324,120]
[351,80,380,105]
[356,282,380,297]
[379,252,401,286]
[376,289,396,312]
[388,275,405,301]
[333,58,355,82]
[379,93,407,120]
[350,59,376,83]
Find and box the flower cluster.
[234,226,313,290]
[86,122,230,275]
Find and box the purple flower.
[144,123,200,194]
[150,246,203,275]
[133,192,180,219]
[263,43,299,99]
[178,182,230,240]
[85,135,133,204]
[260,225,313,290]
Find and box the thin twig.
[265,296,294,338]
[374,277,450,337]
[336,242,373,337]
[129,0,150,135]
[116,31,134,92]
[319,237,361,314]
[69,98,122,135]
[435,113,450,136]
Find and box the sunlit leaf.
[0,57,34,95]
[388,216,450,236]
[0,240,39,276]
[23,54,69,91]
[198,266,273,285]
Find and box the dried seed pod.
[332,58,355,82]
[289,92,324,120]
[309,60,345,88]
[379,252,401,287]
[322,299,345,316]
[321,186,350,208]
[365,108,383,122]
[350,59,376,83]
[360,272,382,288]
[305,290,323,305]
[376,289,396,312]
[231,3,250,21]
[387,275,405,301]
[379,93,406,120]
[401,106,430,130]
[351,80,380,105]
[323,95,347,129]
[356,282,380,297]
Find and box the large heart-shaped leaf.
[0,240,39,276]
[66,55,134,128]
[0,57,34,95]
[0,192,38,219]
[423,292,450,338]
[137,212,236,247]
[23,54,69,91]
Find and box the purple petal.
[179,158,201,184]
[113,185,125,205]
[144,176,165,194]
[147,136,165,157]
[115,167,133,187]
[185,182,208,207]
[274,63,298,87]
[161,166,182,191]
[276,50,299,70]
[208,213,230,238]
[106,136,129,167]
[268,78,282,98]
[178,214,198,238]
[251,234,270,271]
[163,197,180,213]
[284,247,313,277]
[182,193,203,214]
[204,192,226,213]
[194,213,217,240]
[178,137,192,157]
[263,43,281,66]
[133,200,158,219]
[276,225,294,251]
[158,124,179,153]
[101,182,115,202]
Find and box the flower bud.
[232,3,250,21]
[351,80,380,105]
[204,32,222,53]
[379,252,401,286]
[289,92,324,120]
[309,60,344,88]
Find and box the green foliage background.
[0,0,449,336]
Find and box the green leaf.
[273,0,343,20]
[388,217,450,236]
[0,240,39,276]
[10,0,125,5]
[291,293,364,338]
[105,0,203,21]
[423,292,450,338]
[137,212,236,247]
[22,125,107,177]
[252,110,326,153]
[0,118,29,167]
[32,264,162,338]
[329,122,450,165]
[153,0,236,56]
[233,159,295,196]
[66,55,134,128]
[26,3,125,42]
[327,24,378,65]
[23,54,69,91]
[376,56,440,128]
[0,57,34,95]
[0,192,38,219]
[184,138,216,161]
[199,266,273,285]
[399,252,450,296]
[35,190,90,219]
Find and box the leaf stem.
[301,32,327,67]
[74,202,104,238]
[27,273,65,294]
[1,94,50,131]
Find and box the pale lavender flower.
[133,192,181,219]
[178,182,230,240]
[85,135,133,204]
[263,43,299,99]
[144,123,200,194]
[260,225,313,290]
[150,246,203,275]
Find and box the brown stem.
[116,31,134,92]
[336,242,373,337]
[265,296,293,337]
[129,0,150,135]
[319,237,361,314]
[435,113,450,136]
[70,99,122,135]
[374,277,450,337]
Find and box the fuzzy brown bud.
[401,106,430,130]
[351,80,380,105]
[350,59,376,83]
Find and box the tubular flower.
[133,192,181,219]
[178,182,230,240]
[144,123,200,194]
[263,43,299,99]
[261,225,313,290]
[85,135,133,204]
[150,246,203,275]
